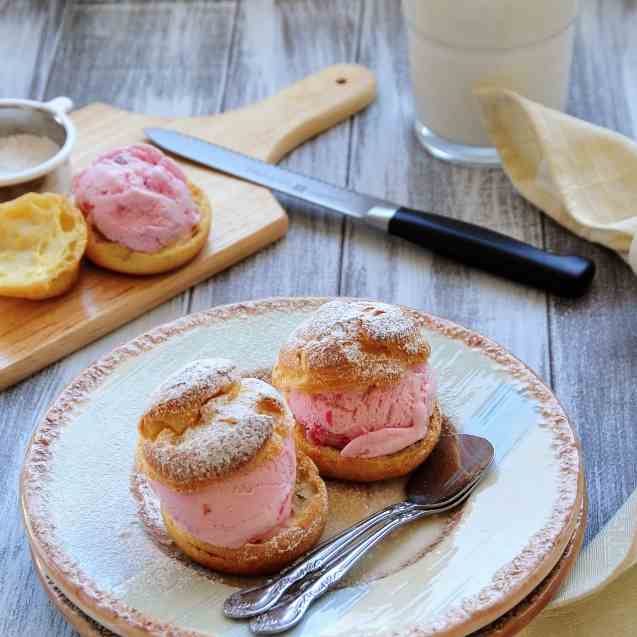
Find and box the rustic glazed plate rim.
[29,496,587,637]
[20,297,582,637]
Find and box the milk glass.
[403,0,579,166]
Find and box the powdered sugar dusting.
[0,133,60,175]
[276,299,431,389]
[142,360,291,488]
[144,358,239,428]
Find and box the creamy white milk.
[403,0,578,150]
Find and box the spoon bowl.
[407,433,495,505]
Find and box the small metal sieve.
[0,97,76,188]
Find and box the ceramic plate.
[21,298,582,637]
[30,501,586,637]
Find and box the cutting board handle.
[177,64,377,163]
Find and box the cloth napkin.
[474,88,637,634]
[475,88,637,273]
[519,489,637,636]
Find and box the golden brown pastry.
[273,299,442,482]
[138,358,328,575]
[0,192,87,300]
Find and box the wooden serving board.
[0,64,376,391]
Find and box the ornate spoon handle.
[249,507,428,635]
[249,480,483,635]
[225,466,486,620]
[223,500,416,618]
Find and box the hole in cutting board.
[336,77,347,85]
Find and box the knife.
[144,127,595,297]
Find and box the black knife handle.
[388,207,595,297]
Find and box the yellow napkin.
[475,88,637,633]
[521,566,637,637]
[520,489,637,636]
[475,88,637,273]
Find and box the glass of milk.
[402,0,579,166]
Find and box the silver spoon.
[224,434,494,630]
[248,433,494,634]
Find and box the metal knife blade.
[143,126,595,297]
[144,127,396,227]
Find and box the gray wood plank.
[0,0,68,98]
[341,1,550,375]
[0,4,78,634]
[0,2,238,635]
[188,0,363,311]
[545,0,637,543]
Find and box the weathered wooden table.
[1,1,636,635]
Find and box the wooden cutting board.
[0,64,376,391]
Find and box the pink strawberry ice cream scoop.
[72,144,200,253]
[152,434,296,549]
[287,364,436,459]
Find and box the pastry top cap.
[139,358,292,492]
[272,299,431,393]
